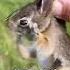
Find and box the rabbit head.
[8,0,54,41]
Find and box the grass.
[0,0,70,70]
[0,0,38,70]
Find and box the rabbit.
[7,0,66,37]
[8,0,70,70]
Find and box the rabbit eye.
[18,19,28,28]
[20,20,27,25]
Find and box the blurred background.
[0,0,70,70]
[0,0,39,70]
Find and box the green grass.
[67,22,70,35]
[0,0,70,70]
[0,0,38,70]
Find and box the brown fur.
[8,0,70,70]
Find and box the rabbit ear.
[36,0,53,15]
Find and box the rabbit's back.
[48,18,70,66]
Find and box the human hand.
[53,0,70,21]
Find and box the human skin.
[53,0,70,21]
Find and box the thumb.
[53,0,70,21]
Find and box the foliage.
[0,0,38,70]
